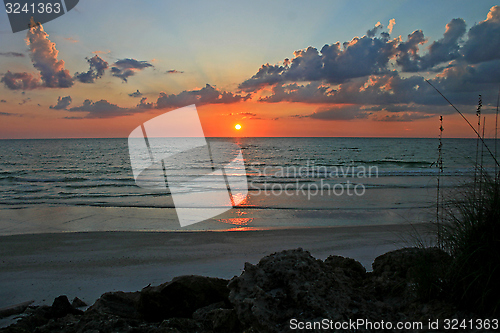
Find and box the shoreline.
[0,223,435,311]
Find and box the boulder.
[86,291,141,319]
[50,295,83,318]
[71,297,87,308]
[138,275,230,322]
[193,302,242,332]
[371,247,452,301]
[228,248,376,332]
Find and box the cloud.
[155,84,251,109]
[239,26,400,91]
[0,52,24,57]
[1,71,40,90]
[374,112,433,122]
[236,6,500,122]
[128,89,143,98]
[0,100,6,103]
[50,96,72,110]
[64,37,79,43]
[74,55,108,83]
[166,69,184,74]
[62,84,251,118]
[68,99,132,118]
[395,30,426,72]
[397,19,466,72]
[111,58,153,82]
[462,6,500,63]
[388,19,396,34]
[25,20,74,88]
[309,105,371,120]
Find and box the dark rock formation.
[138,275,230,322]
[0,247,484,333]
[228,248,382,332]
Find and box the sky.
[0,0,499,139]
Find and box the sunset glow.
[0,2,499,139]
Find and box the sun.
[235,124,242,130]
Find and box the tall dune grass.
[425,82,500,315]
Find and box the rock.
[86,291,141,319]
[227,248,374,333]
[138,275,230,322]
[158,317,203,332]
[71,297,87,308]
[193,302,242,332]
[371,247,452,301]
[50,295,83,318]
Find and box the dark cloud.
[0,52,24,57]
[367,22,383,38]
[155,84,251,109]
[75,55,108,83]
[136,97,154,110]
[128,89,143,98]
[239,25,400,91]
[462,6,500,64]
[166,70,184,74]
[50,96,72,110]
[374,112,433,122]
[309,106,371,120]
[1,71,40,90]
[238,6,500,122]
[394,30,426,72]
[0,100,6,103]
[68,99,131,118]
[111,58,153,82]
[63,84,250,118]
[396,19,466,72]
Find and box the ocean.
[0,137,498,235]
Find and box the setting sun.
[235,124,242,130]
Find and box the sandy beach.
[0,223,433,312]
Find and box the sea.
[0,137,498,235]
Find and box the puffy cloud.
[397,19,466,72]
[111,58,153,82]
[50,96,72,110]
[388,19,396,34]
[1,71,40,90]
[367,22,383,38]
[74,55,108,83]
[395,30,426,72]
[25,20,74,88]
[236,6,500,122]
[68,99,131,118]
[462,6,500,63]
[155,84,251,109]
[0,52,24,57]
[128,89,143,98]
[239,26,400,91]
